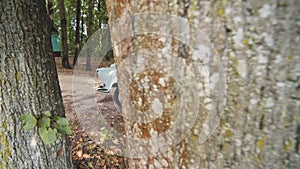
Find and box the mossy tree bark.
[106,0,300,168]
[0,0,73,168]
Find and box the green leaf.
[99,129,108,143]
[55,117,69,126]
[101,129,108,137]
[43,111,51,117]
[88,162,94,168]
[57,125,72,135]
[20,114,37,132]
[99,136,105,143]
[39,127,57,145]
[38,116,51,128]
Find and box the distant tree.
[97,0,108,27]
[58,0,72,69]
[73,0,81,66]
[97,0,112,61]
[86,0,94,70]
[0,0,73,168]
[47,0,54,30]
[97,0,102,28]
[81,7,85,47]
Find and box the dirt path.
[57,72,74,120]
[57,71,120,123]
[57,70,127,168]
[57,72,99,120]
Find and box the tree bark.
[98,0,112,61]
[0,0,73,168]
[86,0,94,70]
[81,7,85,48]
[58,0,72,69]
[73,0,81,66]
[47,0,54,28]
[97,0,102,28]
[106,0,300,168]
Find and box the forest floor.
[55,58,128,169]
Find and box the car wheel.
[113,87,122,113]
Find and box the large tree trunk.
[106,0,300,168]
[85,0,94,70]
[0,0,73,168]
[73,0,81,66]
[58,0,71,69]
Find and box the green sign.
[51,34,61,52]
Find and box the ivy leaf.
[53,117,72,135]
[101,129,108,137]
[20,114,37,132]
[38,116,51,128]
[58,125,72,135]
[88,162,94,168]
[54,122,72,135]
[56,117,69,126]
[99,128,108,143]
[43,111,51,117]
[39,127,57,145]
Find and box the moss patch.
[1,130,12,168]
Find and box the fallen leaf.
[56,148,63,159]
[82,154,90,158]
[77,150,83,158]
[79,137,83,142]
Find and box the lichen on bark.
[106,0,300,168]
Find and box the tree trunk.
[0,0,73,168]
[81,7,85,47]
[97,0,112,61]
[58,0,71,69]
[86,0,94,70]
[105,26,113,61]
[106,0,300,168]
[47,0,54,29]
[97,0,102,28]
[73,0,81,66]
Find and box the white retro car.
[96,64,121,112]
